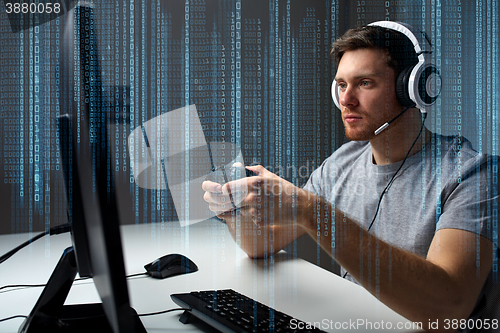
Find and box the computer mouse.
[144,254,198,279]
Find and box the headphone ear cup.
[331,80,341,110]
[395,67,416,108]
[417,64,441,107]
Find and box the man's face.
[334,48,404,141]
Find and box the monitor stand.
[18,247,146,333]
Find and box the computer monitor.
[18,4,146,333]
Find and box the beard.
[343,120,378,141]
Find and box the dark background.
[0,0,498,272]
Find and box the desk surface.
[0,220,421,332]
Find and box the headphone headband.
[367,21,432,54]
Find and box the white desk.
[0,220,421,332]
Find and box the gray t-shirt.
[304,134,499,325]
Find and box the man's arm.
[224,215,306,259]
[301,193,493,330]
[204,165,494,329]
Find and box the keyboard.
[171,289,326,333]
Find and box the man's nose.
[340,86,358,107]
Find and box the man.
[203,22,499,331]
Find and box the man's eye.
[361,81,370,86]
[338,83,346,89]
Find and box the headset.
[331,21,442,133]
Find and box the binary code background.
[0,0,498,255]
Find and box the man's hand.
[202,165,308,258]
[202,165,308,226]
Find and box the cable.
[138,307,188,317]
[0,233,45,265]
[126,273,148,279]
[367,113,427,232]
[0,273,154,325]
[0,283,47,293]
[0,223,71,265]
[342,114,428,279]
[0,315,28,323]
[0,276,91,293]
[0,308,188,325]
[0,273,146,294]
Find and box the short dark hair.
[331,25,419,79]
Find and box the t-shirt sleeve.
[302,159,328,197]
[437,154,499,242]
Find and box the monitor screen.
[19,4,146,333]
[60,4,144,332]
